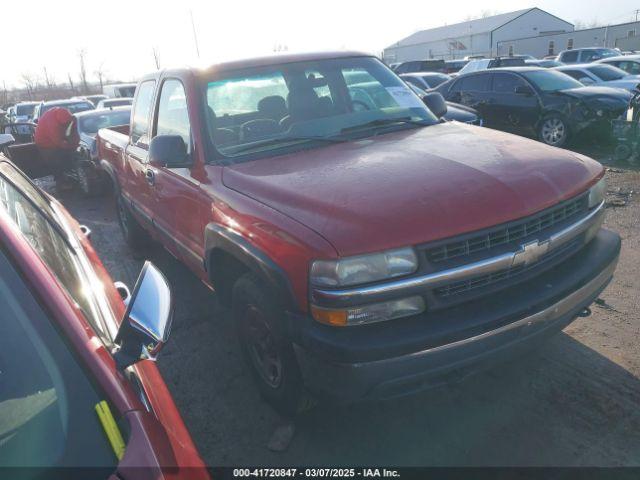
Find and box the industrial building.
[383,8,573,63]
[496,20,640,57]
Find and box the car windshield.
[522,70,584,91]
[42,102,94,117]
[587,65,628,81]
[204,56,437,161]
[78,109,131,135]
[15,104,35,116]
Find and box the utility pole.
[190,10,200,59]
[635,9,640,22]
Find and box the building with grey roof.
[383,8,573,63]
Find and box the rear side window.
[561,70,584,81]
[455,74,491,92]
[155,79,192,154]
[493,73,526,93]
[130,80,156,145]
[561,50,579,63]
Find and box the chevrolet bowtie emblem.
[512,239,550,267]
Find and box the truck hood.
[222,123,602,256]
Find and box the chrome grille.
[434,238,581,298]
[426,195,587,264]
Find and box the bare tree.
[152,47,161,69]
[42,66,55,90]
[94,62,107,91]
[68,73,76,94]
[78,49,89,94]
[21,72,37,100]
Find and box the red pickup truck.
[97,51,620,413]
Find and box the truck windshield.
[522,70,584,92]
[15,104,36,116]
[204,56,437,160]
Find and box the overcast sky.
[2,0,638,89]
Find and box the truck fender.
[204,223,297,312]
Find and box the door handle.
[145,169,155,186]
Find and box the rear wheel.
[538,115,569,148]
[116,191,150,250]
[232,273,304,416]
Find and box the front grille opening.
[427,195,587,264]
[434,238,581,298]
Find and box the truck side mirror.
[113,262,173,370]
[423,92,448,118]
[149,135,190,168]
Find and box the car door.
[123,80,157,230]
[150,78,207,273]
[448,73,494,125]
[490,72,540,135]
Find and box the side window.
[493,73,526,93]
[130,80,156,146]
[561,50,579,63]
[156,79,191,154]
[459,74,491,92]
[0,166,110,343]
[562,70,583,81]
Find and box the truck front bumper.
[290,229,620,402]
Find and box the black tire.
[75,161,105,197]
[614,144,633,162]
[115,191,150,250]
[538,114,569,148]
[232,273,303,416]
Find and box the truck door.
[124,80,157,231]
[149,78,206,274]
[489,72,540,135]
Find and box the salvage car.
[555,63,640,92]
[96,52,620,414]
[74,106,132,195]
[406,83,482,125]
[0,137,207,477]
[435,67,631,147]
[597,54,640,75]
[32,98,95,123]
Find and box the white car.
[597,54,640,76]
[554,63,640,92]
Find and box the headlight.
[588,177,606,208]
[311,296,426,327]
[310,247,418,288]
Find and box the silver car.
[554,63,640,92]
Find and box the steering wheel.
[351,100,371,112]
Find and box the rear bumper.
[291,229,620,402]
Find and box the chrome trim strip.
[312,201,605,306]
[354,254,618,367]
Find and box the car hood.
[559,85,632,102]
[222,123,602,256]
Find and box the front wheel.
[232,273,304,416]
[538,115,569,148]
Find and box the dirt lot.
[44,148,640,466]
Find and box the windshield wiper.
[340,117,432,135]
[227,135,347,155]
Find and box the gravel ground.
[43,147,640,467]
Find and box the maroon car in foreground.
[0,138,207,478]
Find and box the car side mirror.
[423,92,448,118]
[113,262,173,370]
[514,85,534,95]
[149,135,190,167]
[0,133,15,150]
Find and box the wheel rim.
[117,196,130,236]
[541,118,566,146]
[244,305,283,389]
